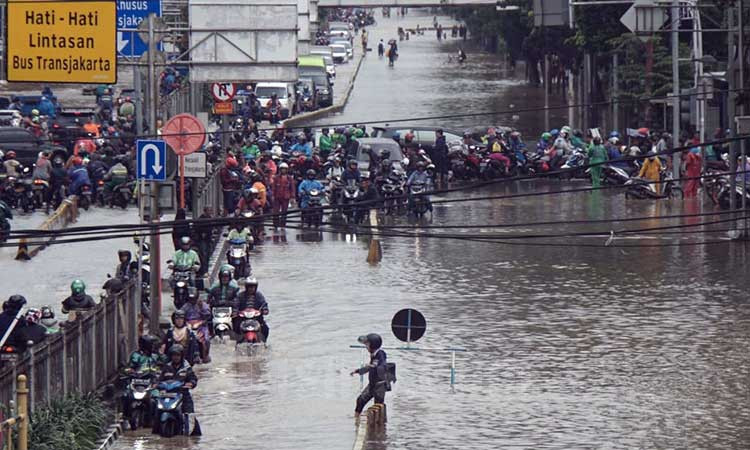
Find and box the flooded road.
[70,10,750,450]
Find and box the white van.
[254,82,297,118]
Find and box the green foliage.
[28,393,110,450]
[570,5,629,53]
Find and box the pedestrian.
[587,137,608,189]
[683,148,702,197]
[270,162,296,229]
[172,208,191,251]
[433,129,449,187]
[350,333,390,416]
[436,25,442,41]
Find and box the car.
[0,127,66,166]
[299,55,334,107]
[0,110,22,127]
[371,126,468,148]
[50,107,97,151]
[309,48,336,78]
[353,138,405,179]
[330,38,353,59]
[328,29,352,43]
[254,82,297,118]
[330,44,348,63]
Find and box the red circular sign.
[162,113,206,156]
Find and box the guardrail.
[0,282,139,412]
[0,375,29,450]
[15,196,79,260]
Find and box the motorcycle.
[154,380,192,437]
[0,344,22,365]
[187,318,210,363]
[111,181,134,209]
[625,170,683,200]
[227,238,250,280]
[169,265,193,310]
[381,173,405,215]
[341,182,361,224]
[603,164,631,186]
[560,148,587,179]
[211,307,233,341]
[95,179,106,207]
[78,183,93,211]
[302,189,324,227]
[124,371,156,430]
[31,179,49,210]
[715,178,750,210]
[0,200,13,243]
[235,308,264,355]
[408,181,431,218]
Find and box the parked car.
[299,55,334,107]
[330,37,353,59]
[371,126,467,147]
[309,46,336,78]
[0,127,66,166]
[254,82,297,118]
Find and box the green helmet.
[71,279,86,295]
[541,132,551,140]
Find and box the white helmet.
[560,125,572,135]
[608,137,619,145]
[279,162,289,169]
[272,145,283,157]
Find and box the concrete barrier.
[283,53,366,128]
[352,403,387,450]
[15,196,79,260]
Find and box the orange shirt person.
[82,118,100,137]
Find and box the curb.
[283,52,366,128]
[94,422,123,450]
[15,195,79,260]
[352,415,368,450]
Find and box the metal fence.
[0,282,139,412]
[192,164,223,216]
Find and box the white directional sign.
[136,140,167,181]
[179,152,207,178]
[211,83,236,102]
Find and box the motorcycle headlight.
[322,89,329,95]
[176,281,186,288]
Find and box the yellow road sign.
[7,0,117,83]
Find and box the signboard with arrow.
[117,0,162,58]
[136,140,167,181]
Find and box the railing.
[0,283,140,412]
[0,375,29,450]
[160,83,191,120]
[192,164,223,217]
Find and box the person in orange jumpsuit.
[683,149,703,197]
[638,151,663,195]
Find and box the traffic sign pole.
[180,155,186,209]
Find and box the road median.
[15,196,80,260]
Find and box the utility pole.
[147,13,162,331]
[729,7,737,215]
[613,53,619,132]
[671,0,681,180]
[739,0,747,233]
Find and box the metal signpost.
[117,0,162,57]
[6,0,116,83]
[211,83,236,149]
[162,114,207,209]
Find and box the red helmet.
[226,157,238,168]
[72,156,83,165]
[6,151,16,159]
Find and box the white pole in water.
[450,350,456,389]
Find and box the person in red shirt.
[220,157,242,216]
[270,162,296,229]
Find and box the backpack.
[385,362,396,391]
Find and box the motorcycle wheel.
[129,409,143,430]
[79,196,90,211]
[161,419,176,438]
[668,187,683,200]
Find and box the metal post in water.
[544,54,550,132]
[671,0,681,181]
[450,351,456,388]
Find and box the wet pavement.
[5,9,750,450]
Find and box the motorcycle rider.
[103,155,129,201]
[298,169,324,209]
[3,151,22,177]
[239,277,269,342]
[67,156,91,196]
[236,187,262,215]
[170,237,201,285]
[319,128,334,158]
[327,157,345,180]
[220,156,242,216]
[0,295,27,349]
[152,344,199,435]
[406,161,433,212]
[350,333,389,415]
[32,150,52,182]
[48,157,68,210]
[61,279,97,315]
[39,305,59,334]
[182,287,211,363]
[115,250,133,281]
[638,151,663,194]
[123,335,160,426]
[536,132,552,155]
[19,308,47,346]
[207,267,241,312]
[266,93,283,124]
[343,159,362,186]
[161,310,201,365]
[291,134,313,157]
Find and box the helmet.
[560,126,571,135]
[306,169,316,178]
[118,249,131,260]
[245,277,258,291]
[6,151,16,159]
[70,279,86,295]
[550,129,560,137]
[3,295,26,313]
[52,157,63,167]
[357,333,383,350]
[416,161,426,169]
[609,131,620,139]
[167,344,185,357]
[171,309,186,324]
[31,109,39,116]
[25,308,41,324]
[279,162,289,169]
[541,132,551,140]
[72,156,83,166]
[379,149,391,160]
[180,236,191,247]
[348,159,358,167]
[219,267,232,280]
[608,137,619,145]
[226,157,238,168]
[138,335,152,351]
[40,305,54,319]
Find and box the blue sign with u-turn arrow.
[136,140,167,181]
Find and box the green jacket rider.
[172,236,201,271]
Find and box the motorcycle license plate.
[1,354,18,361]
[160,392,177,398]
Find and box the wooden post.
[16,375,28,450]
[366,209,382,264]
